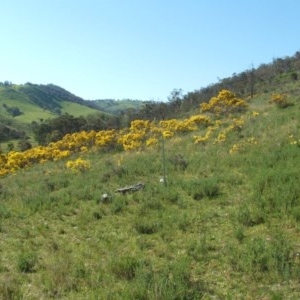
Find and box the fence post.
[161,133,167,186]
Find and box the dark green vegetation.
[0,51,300,298]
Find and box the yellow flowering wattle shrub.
[95,129,118,150]
[289,135,300,146]
[188,114,212,126]
[269,93,291,109]
[130,120,151,132]
[118,132,143,151]
[0,141,75,177]
[117,120,153,151]
[229,143,240,154]
[194,115,247,146]
[194,124,216,145]
[146,137,159,147]
[215,132,226,143]
[162,130,174,138]
[66,158,90,173]
[193,134,209,144]
[229,137,257,154]
[231,117,245,131]
[116,116,211,151]
[201,89,247,115]
[59,130,97,152]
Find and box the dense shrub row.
[0,113,214,177]
[0,90,262,177]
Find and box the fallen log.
[115,183,145,194]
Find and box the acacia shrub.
[201,89,248,115]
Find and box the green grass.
[0,86,55,121]
[59,101,107,118]
[0,93,300,298]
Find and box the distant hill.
[0,83,111,146]
[0,83,103,120]
[92,99,145,115]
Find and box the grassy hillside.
[0,88,299,298]
[0,84,102,121]
[58,101,106,118]
[0,83,106,122]
[0,86,54,121]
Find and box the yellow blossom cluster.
[118,115,212,151]
[269,93,290,108]
[193,133,210,144]
[130,120,152,131]
[200,89,248,115]
[193,120,221,144]
[229,137,258,154]
[214,117,247,144]
[162,131,174,138]
[117,120,151,151]
[229,144,240,154]
[145,137,159,147]
[95,130,118,150]
[0,143,72,177]
[158,115,211,133]
[231,117,245,131]
[54,130,97,152]
[118,132,143,151]
[66,158,90,173]
[194,116,246,145]
[289,135,300,146]
[215,132,227,143]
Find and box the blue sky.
[1,0,299,101]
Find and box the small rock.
[101,193,111,203]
